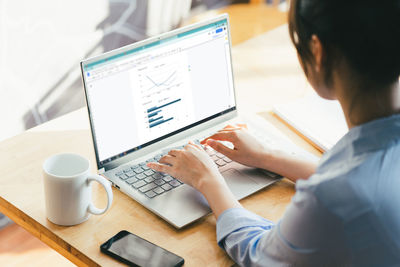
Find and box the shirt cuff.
[216,208,275,248]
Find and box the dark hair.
[289,0,400,85]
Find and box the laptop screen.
[82,17,235,167]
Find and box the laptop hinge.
[98,168,106,174]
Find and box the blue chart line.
[149,117,174,128]
[146,71,177,90]
[148,110,161,118]
[149,116,163,123]
[147,98,181,113]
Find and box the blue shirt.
[217,114,400,266]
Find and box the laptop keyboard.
[204,146,233,167]
[114,162,182,198]
[114,140,234,199]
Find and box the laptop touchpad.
[222,168,261,200]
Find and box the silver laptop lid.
[81,14,237,171]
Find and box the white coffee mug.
[43,153,113,226]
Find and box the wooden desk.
[0,25,320,266]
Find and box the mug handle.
[87,174,113,215]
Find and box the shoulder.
[296,141,400,219]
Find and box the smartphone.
[100,230,184,267]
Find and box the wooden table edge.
[0,196,97,266]
[271,112,326,154]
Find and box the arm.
[198,179,241,218]
[260,149,317,182]
[146,127,340,265]
[201,126,317,182]
[149,147,342,266]
[216,186,345,266]
[147,124,316,216]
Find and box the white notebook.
[273,93,348,152]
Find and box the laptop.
[80,14,282,228]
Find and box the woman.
[148,0,400,265]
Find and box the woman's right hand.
[200,124,272,169]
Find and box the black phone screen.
[100,230,184,267]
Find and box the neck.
[335,74,400,128]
